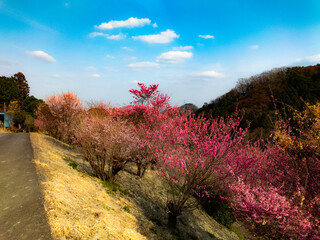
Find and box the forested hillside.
[196,64,320,138]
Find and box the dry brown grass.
[31,133,147,240]
[31,133,240,240]
[0,128,10,133]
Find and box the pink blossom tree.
[126,83,177,177]
[74,116,140,182]
[35,92,85,143]
[226,131,320,238]
[147,113,246,228]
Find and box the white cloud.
[133,29,179,44]
[156,51,192,63]
[128,61,159,69]
[152,23,158,28]
[199,34,215,39]
[193,71,225,78]
[26,50,56,63]
[297,54,320,63]
[95,17,151,30]
[106,33,126,40]
[173,46,193,51]
[85,66,96,71]
[122,46,134,51]
[89,32,108,37]
[249,45,259,50]
[90,32,126,40]
[197,43,204,47]
[92,73,101,78]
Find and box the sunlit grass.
[30,133,146,240]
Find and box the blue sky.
[1,0,320,107]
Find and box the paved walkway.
[0,133,53,240]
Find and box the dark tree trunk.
[137,163,142,177]
[168,212,178,229]
[137,163,147,177]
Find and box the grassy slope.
[31,133,240,240]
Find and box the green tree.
[22,96,43,117]
[0,76,19,110]
[13,72,30,105]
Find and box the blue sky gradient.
[1,0,320,107]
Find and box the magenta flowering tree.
[126,82,177,177]
[228,103,320,239]
[226,140,320,239]
[148,113,246,228]
[229,177,320,239]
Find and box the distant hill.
[180,103,199,113]
[196,64,320,138]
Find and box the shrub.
[123,206,130,213]
[68,161,77,169]
[199,194,235,229]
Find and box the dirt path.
[0,133,53,240]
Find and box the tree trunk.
[137,163,147,177]
[137,163,142,177]
[167,212,178,229]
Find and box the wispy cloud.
[95,17,152,30]
[296,53,320,64]
[51,74,61,78]
[91,73,101,78]
[192,71,225,78]
[89,32,108,37]
[156,51,192,63]
[128,61,159,70]
[173,46,193,51]
[0,5,56,34]
[106,33,126,40]
[199,34,215,39]
[106,54,115,59]
[249,45,259,50]
[26,50,56,63]
[89,32,126,40]
[122,46,134,51]
[133,29,179,44]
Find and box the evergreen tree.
[13,72,30,105]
